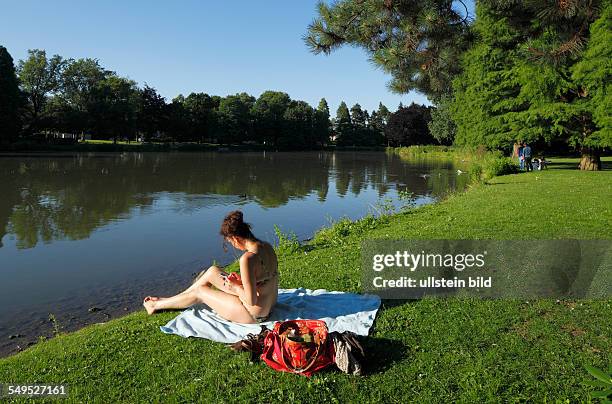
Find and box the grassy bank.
[0,152,610,402]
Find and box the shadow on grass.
[379,298,420,310]
[548,160,612,171]
[351,298,415,373]
[485,181,528,185]
[547,161,580,170]
[361,336,410,374]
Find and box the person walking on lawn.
[523,142,533,172]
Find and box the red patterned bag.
[260,319,335,376]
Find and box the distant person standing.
[517,143,525,170]
[523,142,533,172]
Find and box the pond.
[0,151,468,356]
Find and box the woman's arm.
[228,254,258,305]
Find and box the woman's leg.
[143,285,255,323]
[183,265,229,294]
[143,265,230,304]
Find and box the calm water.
[0,151,467,356]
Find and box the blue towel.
[160,288,381,343]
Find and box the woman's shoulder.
[260,240,274,250]
[261,241,277,257]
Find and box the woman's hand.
[226,273,243,292]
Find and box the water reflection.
[0,152,467,249]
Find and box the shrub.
[483,156,519,179]
[312,214,382,246]
[273,225,301,255]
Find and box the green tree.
[377,102,390,122]
[216,93,255,144]
[17,49,66,132]
[373,102,391,145]
[350,103,367,128]
[314,98,331,145]
[182,92,217,142]
[428,94,456,145]
[305,0,472,98]
[137,85,167,141]
[282,100,315,148]
[317,98,329,116]
[89,75,140,143]
[368,111,386,146]
[385,103,434,146]
[571,3,612,169]
[350,103,373,146]
[0,46,21,143]
[165,95,189,142]
[334,101,352,145]
[59,58,108,136]
[252,91,291,146]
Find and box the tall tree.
[138,85,167,141]
[350,103,367,128]
[165,95,189,142]
[350,103,369,145]
[182,92,217,142]
[374,102,391,145]
[334,101,352,145]
[385,103,434,146]
[305,0,473,98]
[428,94,456,145]
[282,100,315,148]
[60,58,108,135]
[89,75,140,143]
[317,98,330,116]
[377,102,390,123]
[217,93,255,144]
[17,49,66,132]
[570,3,611,169]
[252,91,291,146]
[314,98,331,145]
[0,46,21,143]
[368,110,386,146]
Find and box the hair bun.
[220,210,256,241]
[228,210,243,224]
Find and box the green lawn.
[0,157,610,403]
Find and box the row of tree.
[0,47,439,149]
[306,0,611,169]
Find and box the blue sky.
[1,1,473,114]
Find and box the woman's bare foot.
[143,296,160,303]
[143,300,157,315]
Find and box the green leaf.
[590,389,612,399]
[584,380,610,388]
[585,365,612,385]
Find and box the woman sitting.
[143,210,278,323]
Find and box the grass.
[0,154,610,403]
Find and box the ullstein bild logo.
[361,240,612,299]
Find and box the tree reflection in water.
[0,152,468,249]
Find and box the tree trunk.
[579,148,601,171]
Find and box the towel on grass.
[160,288,381,343]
